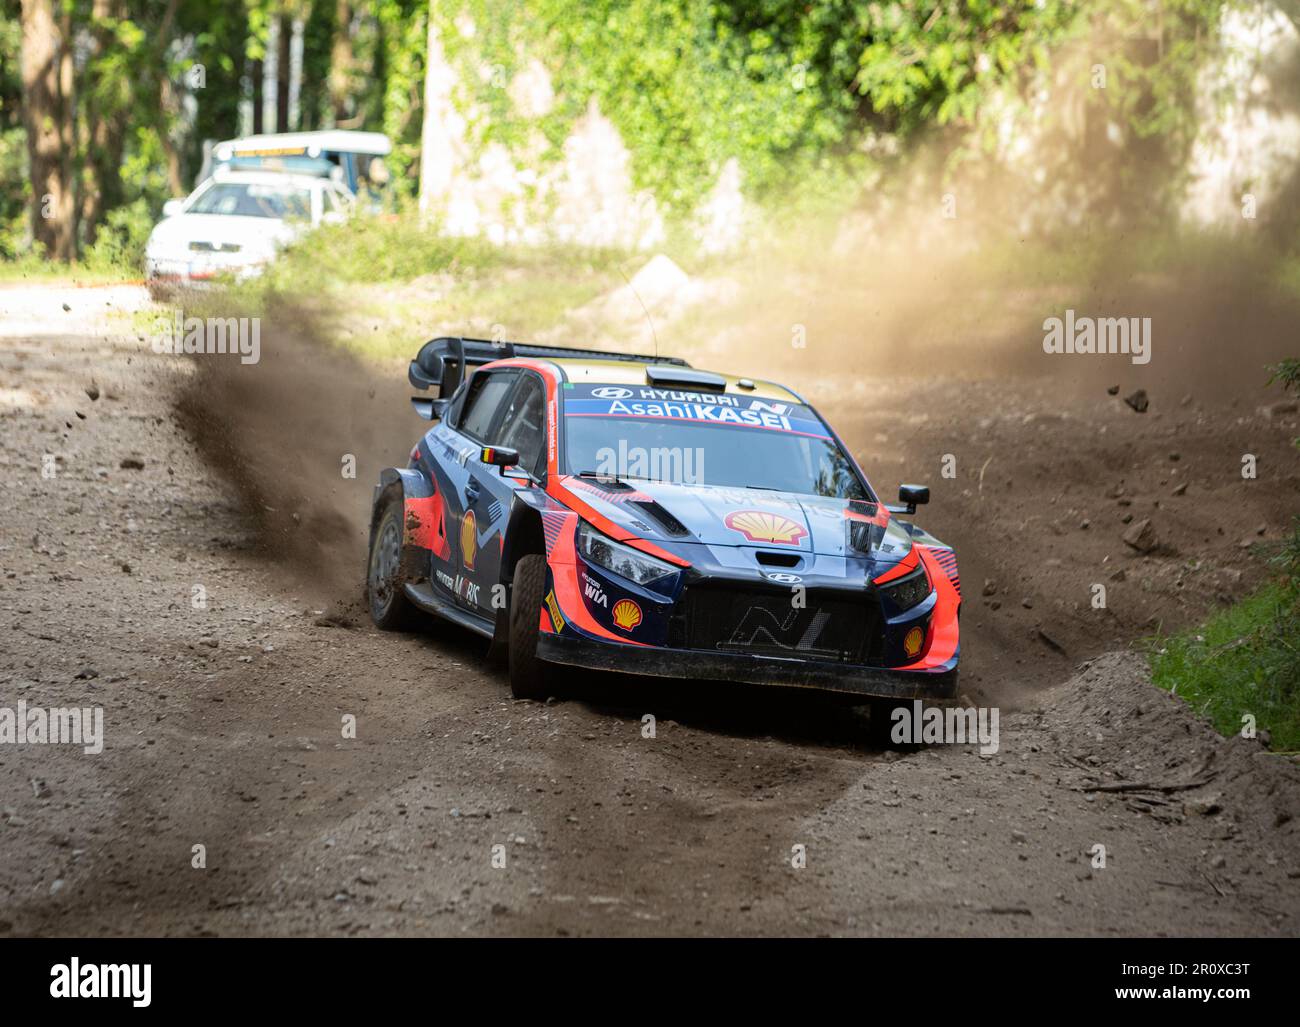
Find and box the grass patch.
[0,253,139,286]
[320,266,625,363]
[200,211,645,363]
[1149,535,1300,751]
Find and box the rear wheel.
[508,554,553,700]
[367,491,421,630]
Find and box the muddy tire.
[367,491,421,631]
[508,554,553,700]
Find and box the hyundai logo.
[592,387,634,399]
[763,572,802,584]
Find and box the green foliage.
[1273,519,1300,585]
[436,0,873,212]
[84,198,154,274]
[0,4,24,256]
[1093,0,1226,144]
[1267,357,1300,448]
[1267,359,1300,394]
[425,0,1229,219]
[1151,512,1300,752]
[0,0,1247,268]
[0,126,27,258]
[256,209,506,290]
[185,2,251,171]
[1150,574,1300,751]
[854,0,1078,130]
[376,0,430,192]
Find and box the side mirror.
[481,446,519,469]
[886,483,930,516]
[408,351,444,391]
[162,199,185,218]
[900,484,929,507]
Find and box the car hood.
[561,477,903,558]
[147,213,298,252]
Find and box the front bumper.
[536,631,958,701]
[145,255,267,282]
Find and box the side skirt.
[402,582,496,639]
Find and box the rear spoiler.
[408,336,690,399]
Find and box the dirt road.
[0,286,1297,936]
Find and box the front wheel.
[508,554,553,700]
[367,491,421,631]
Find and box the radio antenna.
[616,264,659,362]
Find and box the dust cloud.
[174,295,414,604]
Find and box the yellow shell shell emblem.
[611,598,643,632]
[903,625,925,658]
[460,510,477,570]
[724,509,808,546]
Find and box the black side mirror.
[887,483,930,515]
[409,350,443,391]
[481,445,519,470]
[900,484,929,507]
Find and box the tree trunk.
[329,0,352,125]
[252,58,264,134]
[419,4,460,216]
[81,0,128,247]
[276,13,291,133]
[20,0,75,261]
[158,75,186,196]
[58,5,78,249]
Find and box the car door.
[493,371,548,480]
[462,370,548,615]
[448,368,520,613]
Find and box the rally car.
[367,337,960,703]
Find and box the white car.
[144,167,354,289]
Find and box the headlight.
[576,521,677,587]
[880,565,931,611]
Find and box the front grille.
[189,240,241,253]
[669,584,882,663]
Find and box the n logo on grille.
[721,605,834,656]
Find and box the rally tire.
[367,491,421,631]
[508,554,552,700]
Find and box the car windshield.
[188,182,312,220]
[562,386,869,500]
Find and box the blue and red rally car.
[367,338,960,701]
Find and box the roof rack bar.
[409,336,690,397]
[443,337,688,367]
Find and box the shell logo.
[460,510,477,570]
[611,598,643,632]
[724,509,808,546]
[903,625,925,658]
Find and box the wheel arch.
[371,467,434,582]
[482,495,545,657]
[499,496,547,585]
